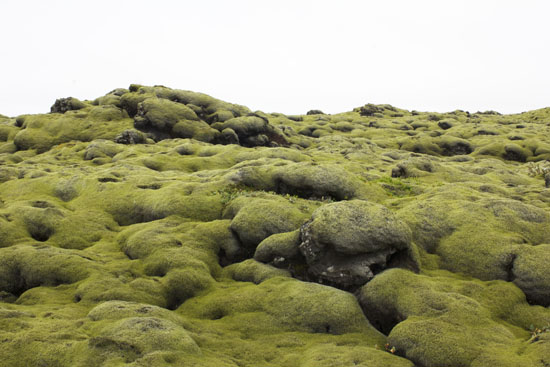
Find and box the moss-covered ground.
[0,85,549,366]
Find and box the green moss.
[273,162,361,200]
[13,109,133,153]
[0,216,27,248]
[435,135,473,156]
[399,136,442,156]
[504,143,532,162]
[359,268,550,367]
[296,344,414,367]
[119,91,155,117]
[223,259,291,284]
[162,268,215,310]
[0,123,20,142]
[135,97,199,130]
[83,139,122,161]
[118,219,185,260]
[230,197,308,249]
[376,176,415,197]
[75,273,166,307]
[179,277,381,336]
[77,181,223,226]
[512,244,550,306]
[150,86,251,117]
[0,244,91,297]
[88,317,200,363]
[50,97,88,113]
[172,119,219,142]
[305,200,412,255]
[254,229,301,264]
[221,116,268,136]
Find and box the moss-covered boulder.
[298,200,415,289]
[219,116,288,147]
[87,300,180,322]
[89,317,200,363]
[50,97,87,113]
[359,268,550,367]
[254,229,302,267]
[512,244,550,306]
[230,198,308,251]
[273,163,361,200]
[223,259,291,284]
[179,276,380,335]
[13,107,132,152]
[0,244,91,298]
[114,128,148,144]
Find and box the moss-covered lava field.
[0,85,549,366]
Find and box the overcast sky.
[1,0,549,117]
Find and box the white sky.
[1,0,549,117]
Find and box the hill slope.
[0,85,549,367]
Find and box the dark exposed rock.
[477,129,498,136]
[438,138,472,156]
[355,104,384,117]
[503,143,529,162]
[307,110,325,115]
[287,115,303,122]
[297,200,415,290]
[508,135,525,141]
[391,156,436,178]
[115,129,147,144]
[437,120,453,130]
[219,116,288,147]
[14,116,25,127]
[50,97,87,113]
[391,166,405,178]
[220,128,239,145]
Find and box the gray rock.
[298,200,414,289]
[50,97,87,113]
[115,129,147,144]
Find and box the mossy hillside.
[0,85,550,366]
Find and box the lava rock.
[437,120,453,130]
[355,104,384,117]
[220,128,239,145]
[220,116,288,147]
[115,129,147,144]
[298,200,414,289]
[307,110,325,115]
[50,97,87,113]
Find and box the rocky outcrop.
[50,97,87,113]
